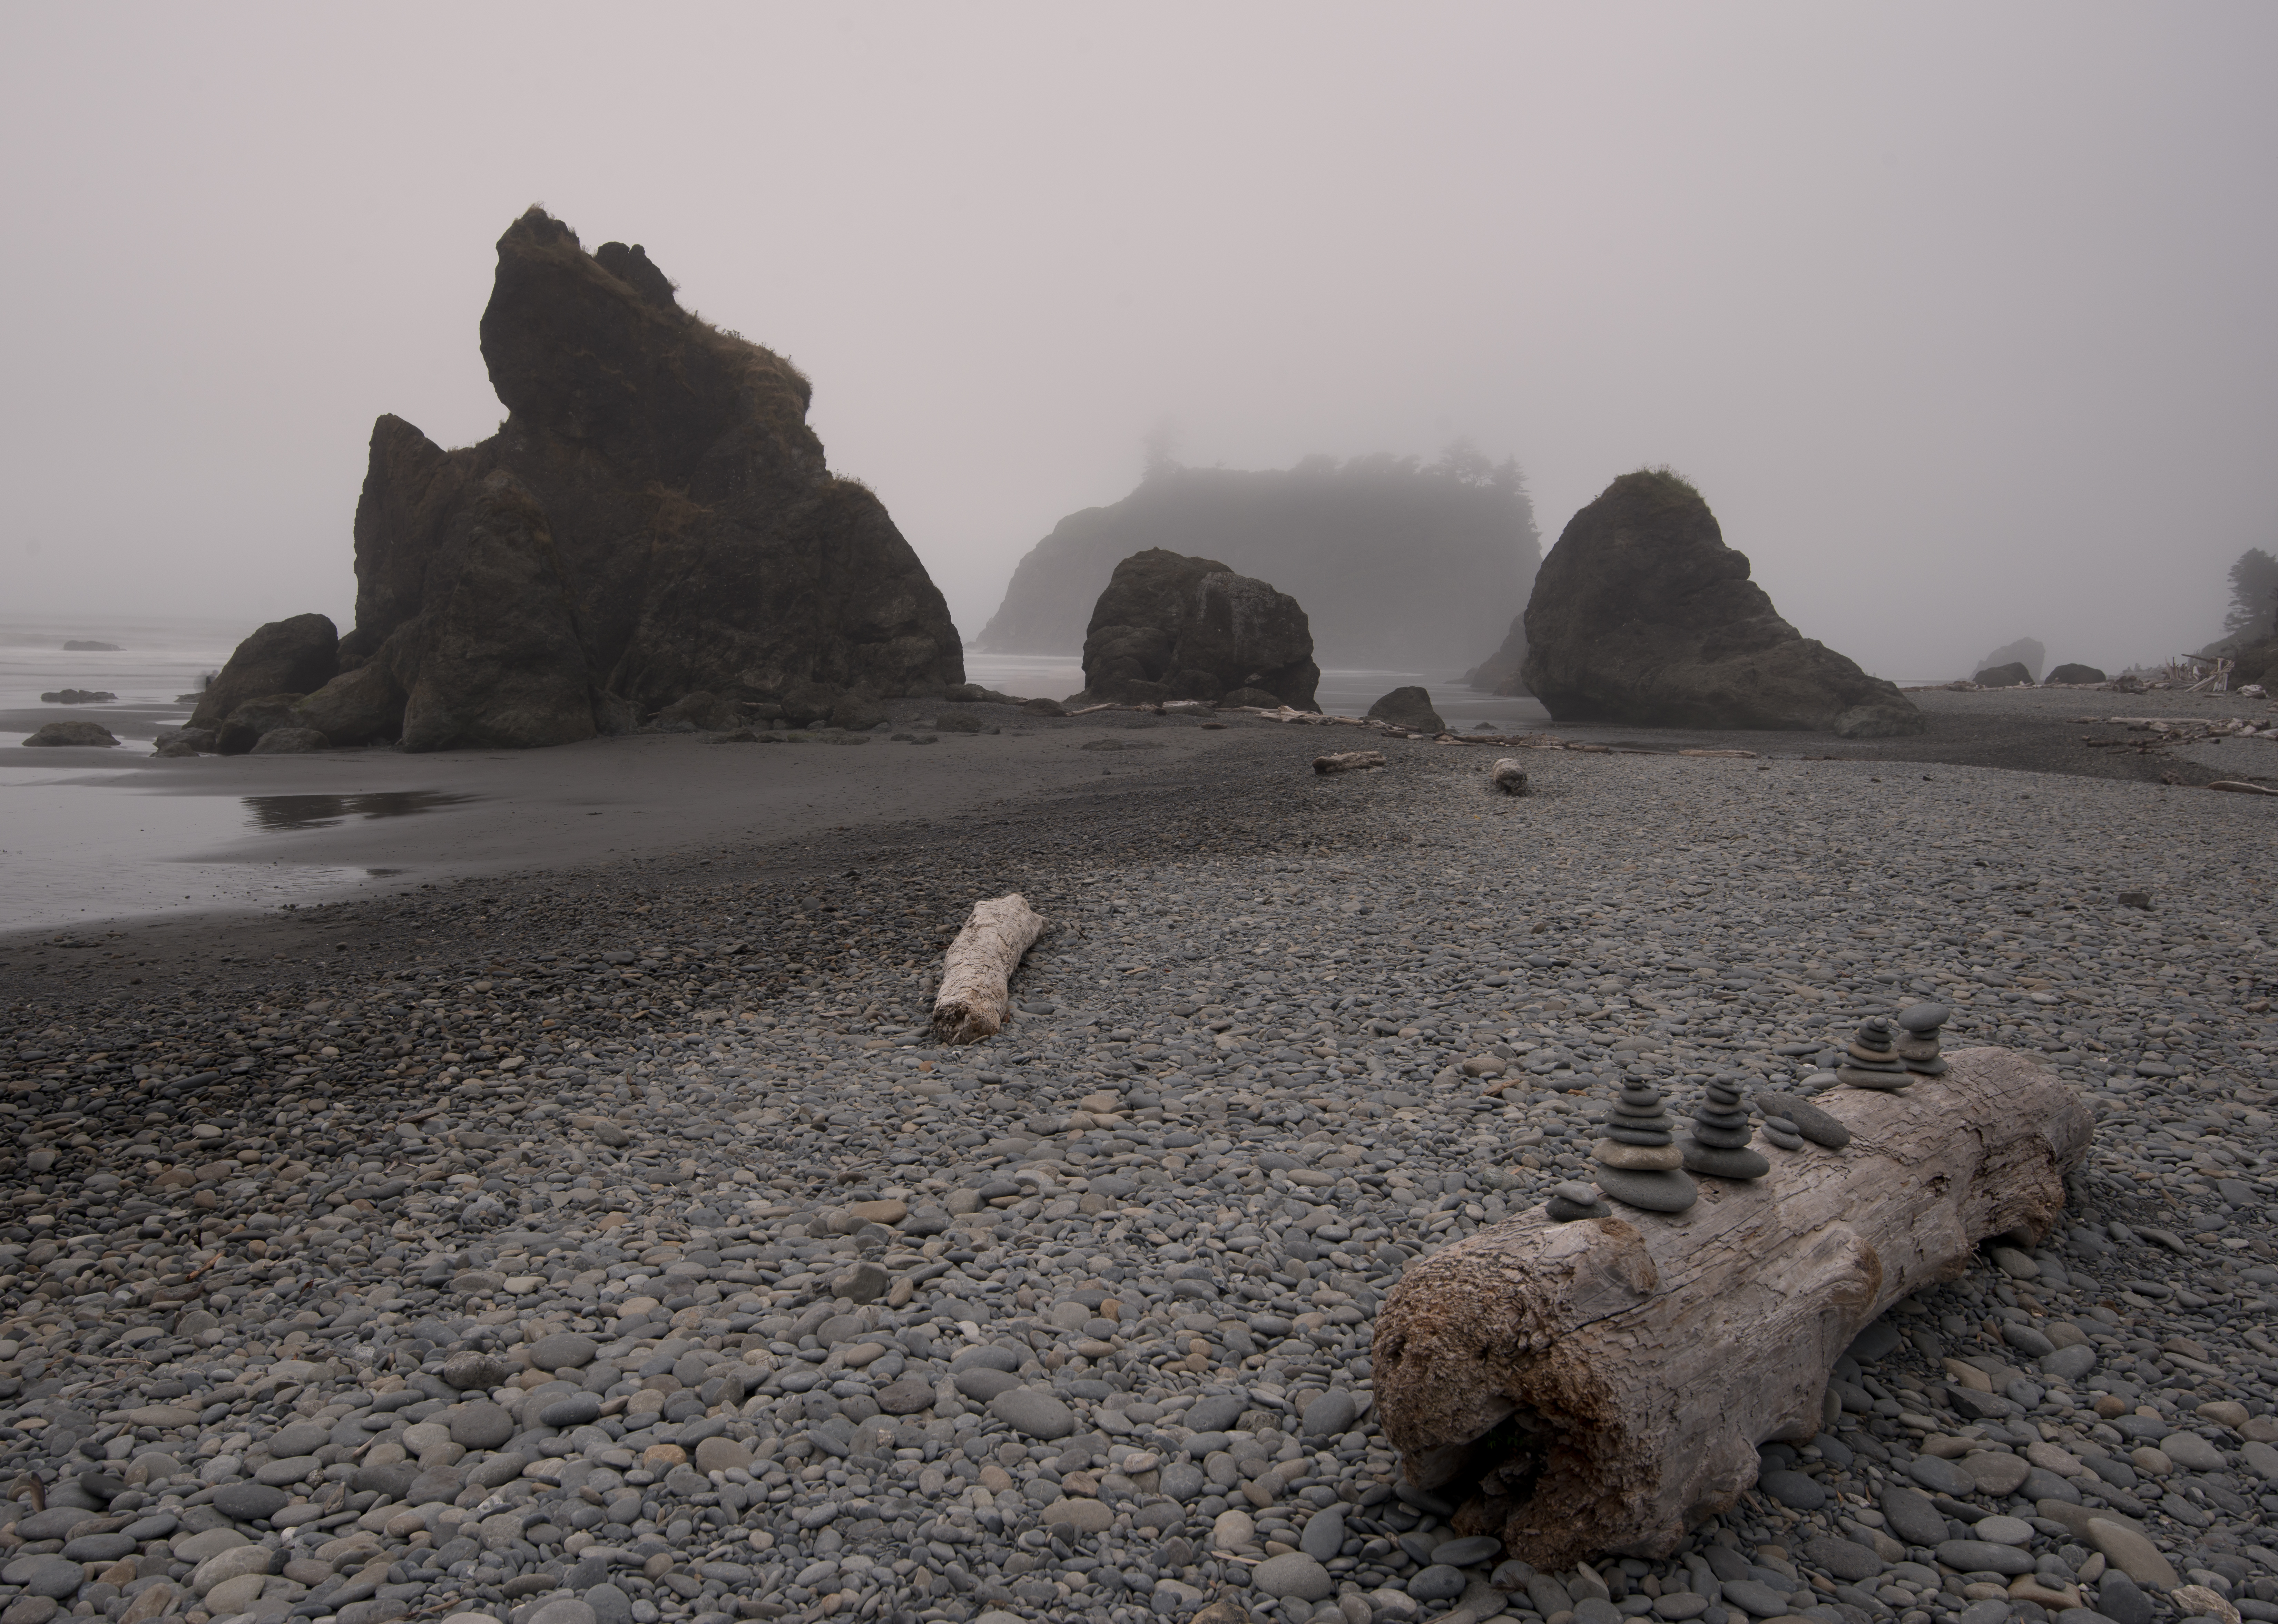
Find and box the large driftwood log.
[931,894,1048,1044]
[1372,1047,2093,1567]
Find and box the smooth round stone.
[1594,1166,1698,1213]
[1684,1144,1770,1180]
[449,1402,516,1449]
[1551,1180,1600,1205]
[1837,1067,1912,1090]
[1758,1468,1828,1510]
[1595,1139,1683,1171]
[210,1482,290,1522]
[1846,1042,1898,1062]
[1430,1535,1502,1567]
[526,1333,599,1372]
[1906,1056,1950,1076]
[540,1393,603,1429]
[1973,1515,2035,1547]
[1764,1125,1807,1151]
[1690,1124,1754,1149]
[1898,1002,1951,1033]
[989,1387,1076,1439]
[1408,1565,1467,1602]
[1251,1553,1333,1602]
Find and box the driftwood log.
[1314,751,1386,774]
[930,894,1047,1044]
[1490,758,1530,795]
[1372,1047,2093,1567]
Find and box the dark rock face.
[21,721,119,747]
[1076,549,1318,710]
[1462,615,1530,695]
[259,209,959,753]
[190,614,337,731]
[249,727,328,755]
[2045,663,2107,685]
[1973,662,2033,688]
[217,695,308,756]
[1520,471,1924,738]
[1366,686,1446,732]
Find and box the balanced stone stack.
[1760,1113,1806,1151]
[1896,1001,1951,1076]
[1544,1178,1612,1222]
[1591,1079,1699,1213]
[1835,1017,1912,1090]
[1680,1074,1770,1180]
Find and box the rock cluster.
[1974,664,2035,690]
[1519,470,1926,738]
[1073,550,1319,711]
[199,211,961,755]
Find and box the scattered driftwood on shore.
[2208,780,2278,796]
[931,894,1047,1045]
[1371,1047,2093,1567]
[1490,759,1530,795]
[1313,750,1386,775]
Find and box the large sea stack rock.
[254,210,961,752]
[1076,549,1319,709]
[190,614,338,731]
[1520,471,1924,737]
[1462,613,1530,695]
[980,454,1539,670]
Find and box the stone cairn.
[1897,1001,1951,1076]
[1590,1078,1698,1213]
[1680,1074,1769,1181]
[1760,1113,1806,1151]
[1835,1016,1912,1090]
[1544,1179,1611,1223]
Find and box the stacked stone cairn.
[1544,1178,1612,1223]
[1591,1078,1699,1213]
[1897,1000,1951,1076]
[1680,1073,1770,1180]
[1835,1016,1912,1090]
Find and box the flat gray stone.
[1299,1505,1345,1561]
[449,1401,516,1449]
[1717,1579,1796,1617]
[1430,1535,1501,1566]
[1802,1536,1884,1583]
[1907,1454,1974,1496]
[211,1483,290,1523]
[1758,1468,1827,1510]
[1301,1389,1356,1437]
[1937,1540,2038,1576]
[1185,1393,1247,1431]
[1882,1484,1948,1547]
[989,1387,1076,1440]
[1593,1166,1698,1213]
[539,1393,602,1429]
[1408,1565,1466,1602]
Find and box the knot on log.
[1370,1048,2092,1566]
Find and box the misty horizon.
[6,3,2275,685]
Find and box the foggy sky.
[5,3,2274,681]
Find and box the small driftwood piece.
[2208,780,2278,795]
[930,893,1047,1044]
[1489,758,1530,795]
[1371,1047,2093,1567]
[1314,750,1385,774]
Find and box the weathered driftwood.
[930,894,1047,1044]
[2209,780,2278,795]
[1489,758,1530,795]
[1372,1047,2093,1567]
[1314,750,1386,774]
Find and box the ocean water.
[0,619,1551,938]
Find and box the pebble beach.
[3,701,2276,1624]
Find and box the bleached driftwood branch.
[1371,1047,2093,1567]
[931,894,1048,1045]
[1314,751,1386,775]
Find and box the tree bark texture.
[1371,1047,2094,1567]
[930,894,1048,1045]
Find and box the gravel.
[1,714,2275,1624]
